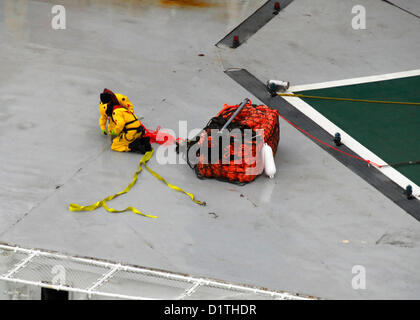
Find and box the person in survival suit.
[99,88,152,154]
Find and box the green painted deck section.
[296,76,420,186]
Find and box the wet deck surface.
[1,0,419,299]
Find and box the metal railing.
[0,243,313,300]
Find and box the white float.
[262,143,276,179]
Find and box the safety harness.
[122,118,144,134]
[108,105,145,141]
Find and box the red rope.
[143,125,182,146]
[142,102,382,168]
[275,111,382,168]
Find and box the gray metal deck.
[0,0,419,299]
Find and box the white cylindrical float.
[262,143,276,179]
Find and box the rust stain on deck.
[160,0,217,8]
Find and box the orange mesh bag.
[187,100,279,185]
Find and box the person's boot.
[129,136,152,154]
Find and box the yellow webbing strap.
[69,149,205,218]
[278,93,420,106]
[144,164,205,206]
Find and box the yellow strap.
[278,93,420,106]
[69,149,205,218]
[144,164,206,206]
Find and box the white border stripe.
[290,69,420,92]
[284,74,420,199]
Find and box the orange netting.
[194,101,280,184]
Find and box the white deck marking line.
[283,88,420,200]
[290,69,420,92]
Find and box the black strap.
[124,127,143,133]
[112,110,143,135]
[124,119,138,127]
[123,117,144,134]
